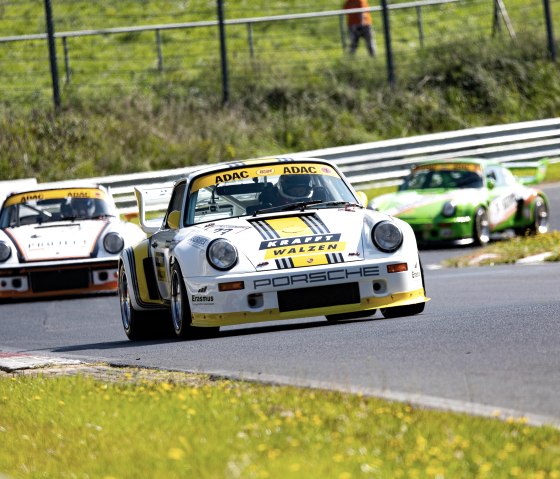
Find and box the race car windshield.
[186,163,357,225]
[399,168,483,191]
[0,192,112,228]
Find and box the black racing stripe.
[337,253,345,263]
[300,216,321,235]
[261,221,281,239]
[286,257,294,268]
[302,215,329,234]
[251,220,275,240]
[127,247,163,310]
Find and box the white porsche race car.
[119,157,429,340]
[0,184,145,300]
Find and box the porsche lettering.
[253,266,380,289]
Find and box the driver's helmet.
[70,197,96,217]
[277,174,313,202]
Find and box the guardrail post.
[155,29,164,71]
[62,36,71,83]
[542,0,557,61]
[44,0,61,109]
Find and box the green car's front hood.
[371,189,484,219]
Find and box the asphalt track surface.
[1,183,559,426]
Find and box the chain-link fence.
[0,0,557,108]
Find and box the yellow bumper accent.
[191,288,429,327]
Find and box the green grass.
[1,371,560,479]
[443,231,560,267]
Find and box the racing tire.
[119,264,169,340]
[528,196,549,235]
[326,310,377,322]
[170,263,219,340]
[380,302,425,319]
[473,207,490,246]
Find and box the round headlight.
[206,239,238,271]
[103,232,125,254]
[372,221,403,252]
[0,241,11,262]
[442,201,457,217]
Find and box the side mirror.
[486,177,496,190]
[355,191,368,207]
[167,210,181,230]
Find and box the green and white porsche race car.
[368,158,549,245]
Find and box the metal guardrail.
[38,117,560,213]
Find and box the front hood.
[195,209,367,270]
[373,190,475,218]
[5,221,107,262]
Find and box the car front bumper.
[0,258,119,300]
[184,258,428,327]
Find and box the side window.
[164,183,186,228]
[486,167,500,186]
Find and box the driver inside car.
[259,174,314,207]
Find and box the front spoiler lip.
[0,257,118,274]
[0,259,119,300]
[191,288,429,327]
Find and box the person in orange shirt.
[343,0,376,56]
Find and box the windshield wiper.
[307,201,362,209]
[251,200,323,216]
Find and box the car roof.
[4,182,105,197]
[416,157,499,168]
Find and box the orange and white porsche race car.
[118,157,429,340]
[0,183,145,300]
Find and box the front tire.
[473,207,490,245]
[528,196,549,235]
[119,263,167,340]
[380,302,425,318]
[170,263,219,340]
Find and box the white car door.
[150,182,186,300]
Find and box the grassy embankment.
[0,1,559,182]
[1,370,559,479]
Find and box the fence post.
[44,0,61,109]
[217,0,229,104]
[62,36,71,83]
[247,23,255,58]
[381,0,395,87]
[339,15,347,52]
[155,29,164,71]
[416,6,424,48]
[542,0,557,61]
